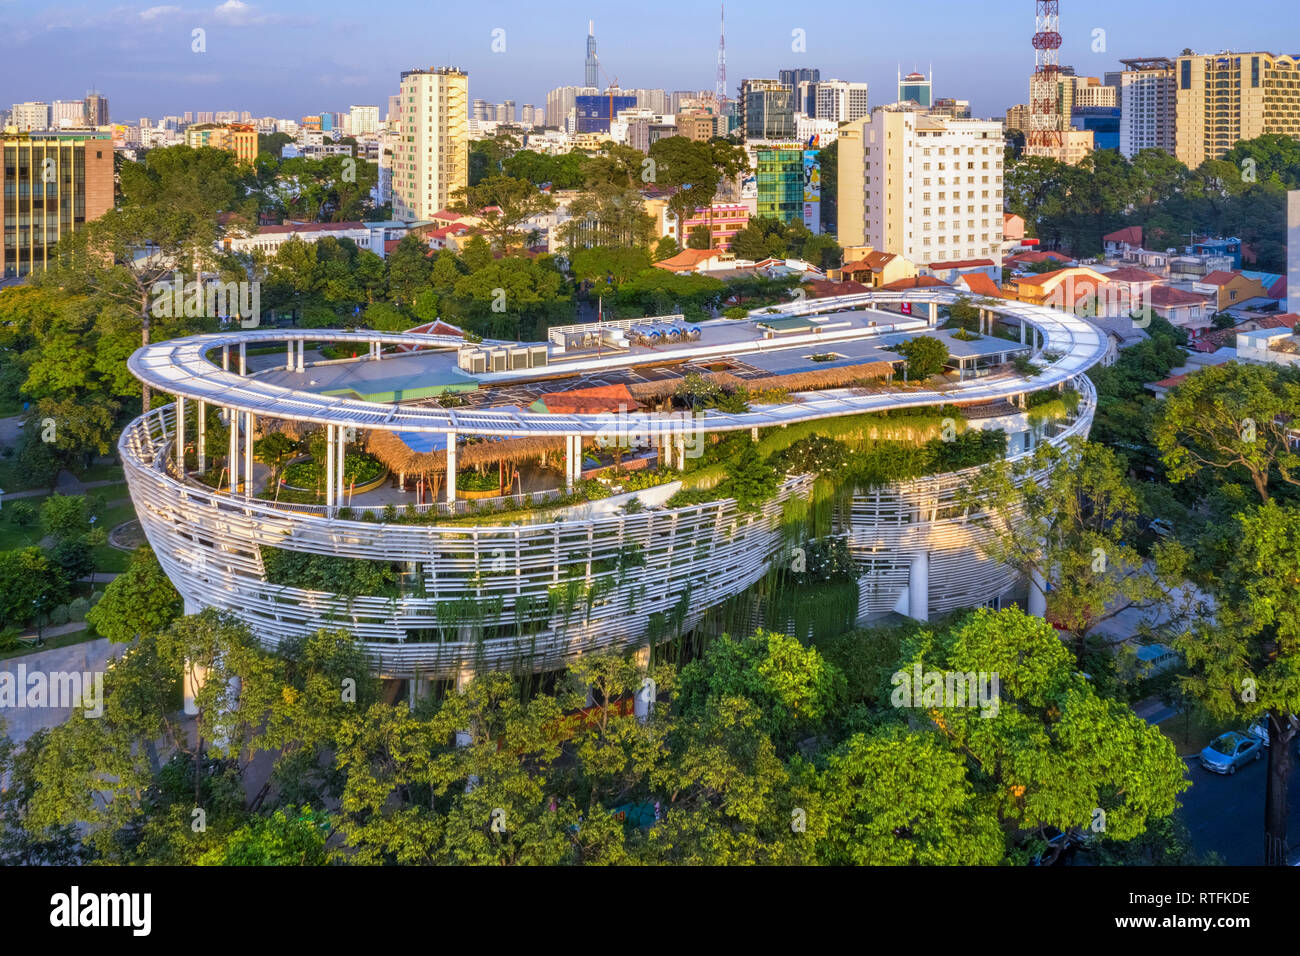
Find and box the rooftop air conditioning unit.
[509,348,529,370]
[489,350,508,372]
[529,345,549,367]
[465,351,487,374]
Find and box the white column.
[1028,565,1048,618]
[908,550,929,622]
[565,435,575,492]
[239,342,247,375]
[445,430,457,503]
[244,411,254,499]
[228,408,239,494]
[325,424,335,516]
[175,396,185,473]
[296,340,305,373]
[675,434,686,469]
[1020,320,1026,345]
[928,302,937,325]
[222,345,229,371]
[197,400,206,474]
[337,424,347,508]
[286,341,293,371]
[661,435,672,470]
[182,659,207,717]
[633,646,653,724]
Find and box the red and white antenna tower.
[715,4,728,110]
[1028,0,1063,149]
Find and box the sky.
[2,0,1298,122]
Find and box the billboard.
[802,151,821,235]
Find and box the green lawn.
[0,492,138,574]
[0,627,98,662]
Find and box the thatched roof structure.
[365,429,568,476]
[628,360,896,403]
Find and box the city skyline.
[1,0,1293,122]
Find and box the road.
[1176,744,1300,865]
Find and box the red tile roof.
[841,251,898,272]
[1149,286,1208,307]
[1104,226,1143,247]
[255,221,367,235]
[1104,267,1162,283]
[1015,267,1093,287]
[804,279,871,299]
[537,384,639,415]
[927,258,996,270]
[1008,250,1072,265]
[1198,270,1240,286]
[654,248,724,271]
[1268,277,1288,300]
[878,275,950,291]
[1252,313,1300,331]
[1151,372,1190,389]
[956,272,1003,298]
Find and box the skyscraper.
[741,79,794,141]
[898,70,933,108]
[780,68,820,113]
[392,67,469,222]
[585,21,599,88]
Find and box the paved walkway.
[0,638,125,746]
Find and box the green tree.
[896,335,949,379]
[86,546,183,643]
[687,225,712,250]
[0,547,70,628]
[450,175,556,253]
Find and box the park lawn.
[0,492,138,573]
[0,627,98,662]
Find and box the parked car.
[1199,731,1263,775]
[1246,714,1299,748]
[1147,518,1174,538]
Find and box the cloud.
[139,4,181,19]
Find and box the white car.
[1246,714,1299,748]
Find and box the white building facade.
[392,67,469,223]
[1119,60,1176,159]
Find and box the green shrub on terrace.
[261,546,402,599]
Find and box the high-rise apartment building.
[1,131,115,278]
[932,98,972,120]
[756,147,819,232]
[1118,58,1176,159]
[802,80,869,122]
[838,107,1004,270]
[1289,191,1299,315]
[1005,104,1031,132]
[10,102,51,132]
[184,123,257,165]
[349,105,380,135]
[898,70,933,108]
[392,66,469,222]
[1175,52,1300,167]
[741,79,794,141]
[83,91,109,126]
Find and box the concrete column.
[222,345,229,371]
[296,340,305,373]
[175,396,185,473]
[1028,565,1048,618]
[445,430,457,503]
[908,550,929,622]
[325,424,335,516]
[1020,320,1026,345]
[197,400,206,474]
[661,435,672,470]
[238,342,246,375]
[633,646,653,724]
[750,426,759,441]
[182,660,207,717]
[675,434,686,470]
[244,411,254,499]
[927,302,937,325]
[286,341,294,371]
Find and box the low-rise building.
[1193,270,1267,311]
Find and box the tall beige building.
[838,106,1005,270]
[393,67,469,222]
[1175,52,1300,168]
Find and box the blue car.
[1199,731,1263,775]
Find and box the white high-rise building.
[1119,59,1176,159]
[349,105,380,136]
[392,67,469,222]
[838,106,1005,271]
[802,80,869,122]
[1289,191,1299,316]
[546,86,598,131]
[10,102,51,131]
